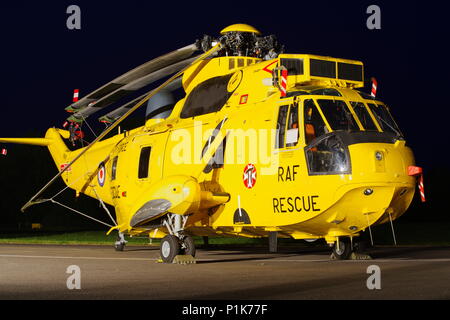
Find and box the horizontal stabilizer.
[0,137,53,146]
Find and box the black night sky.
[0,1,448,230]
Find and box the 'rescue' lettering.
[273,195,320,213]
[278,165,300,182]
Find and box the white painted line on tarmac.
[0,254,156,261]
[253,258,450,263]
[1,254,450,263]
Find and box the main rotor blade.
[66,43,199,113]
[68,56,198,122]
[21,42,222,212]
[98,77,183,124]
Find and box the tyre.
[181,235,196,257]
[114,242,125,251]
[160,235,180,263]
[332,238,352,260]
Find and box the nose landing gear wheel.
[332,238,352,260]
[160,235,180,263]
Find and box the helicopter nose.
[350,140,413,182]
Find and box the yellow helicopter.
[0,24,423,262]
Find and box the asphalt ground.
[0,244,449,300]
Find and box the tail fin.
[0,128,70,168]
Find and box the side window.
[138,146,152,179]
[304,99,327,145]
[350,102,378,131]
[111,156,118,181]
[276,105,289,148]
[286,103,299,147]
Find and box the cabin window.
[304,99,327,145]
[138,146,152,179]
[180,74,233,118]
[286,103,299,147]
[276,105,289,148]
[367,103,403,136]
[316,99,359,131]
[276,103,300,148]
[111,156,118,181]
[350,102,378,131]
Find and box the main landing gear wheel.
[160,235,180,263]
[114,242,125,251]
[181,235,196,257]
[332,238,352,260]
[159,214,196,263]
[114,233,127,252]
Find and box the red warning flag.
[418,174,425,202]
[280,69,288,97]
[408,166,426,202]
[73,89,79,103]
[370,77,377,98]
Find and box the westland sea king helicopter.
[0,24,424,263]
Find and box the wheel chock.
[350,252,372,260]
[173,255,196,264]
[330,252,372,260]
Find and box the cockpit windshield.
[367,103,403,137]
[316,99,359,131]
[350,102,378,131]
[299,95,403,176]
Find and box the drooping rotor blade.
[21,42,222,212]
[98,77,183,124]
[98,93,148,124]
[65,43,199,113]
[68,56,198,122]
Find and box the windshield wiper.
[373,113,403,137]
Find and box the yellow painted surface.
[1,52,416,243]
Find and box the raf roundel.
[243,164,257,189]
[97,164,106,187]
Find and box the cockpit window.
[350,102,378,131]
[304,99,327,145]
[367,103,403,136]
[316,99,359,131]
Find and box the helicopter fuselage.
[1,53,417,246]
[74,54,416,245]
